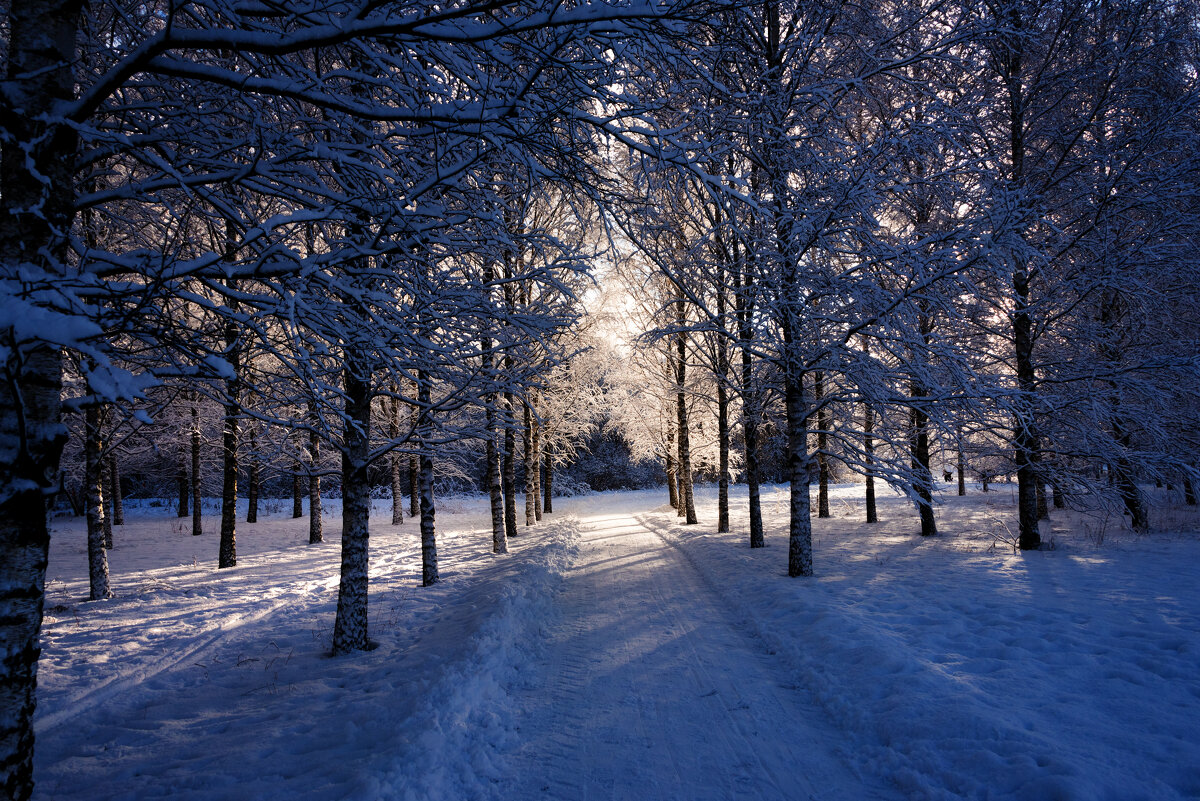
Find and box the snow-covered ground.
[34,484,1200,800]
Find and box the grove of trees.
[2,0,1198,797]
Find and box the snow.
[35,485,1200,800]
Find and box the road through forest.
[499,506,901,801]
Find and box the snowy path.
[500,507,898,801]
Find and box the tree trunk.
[1036,478,1049,520]
[107,456,123,526]
[309,430,323,544]
[389,397,403,526]
[503,387,518,539]
[486,404,506,553]
[717,372,730,534]
[956,432,966,497]
[332,348,372,654]
[0,4,78,793]
[910,393,937,537]
[218,315,240,569]
[85,405,111,601]
[1052,482,1065,509]
[481,305,506,552]
[524,401,536,526]
[676,303,698,525]
[418,370,439,586]
[735,236,763,547]
[543,446,554,514]
[177,465,189,518]
[292,470,303,519]
[0,346,63,801]
[532,393,543,522]
[409,392,420,520]
[666,416,679,510]
[192,405,202,536]
[785,366,814,577]
[101,458,113,549]
[815,371,831,519]
[246,427,259,524]
[1112,419,1148,533]
[864,401,878,524]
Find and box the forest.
[2,0,1199,798]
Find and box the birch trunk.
[389,398,404,526]
[218,312,240,569]
[0,3,78,793]
[734,230,763,547]
[332,348,372,653]
[502,387,518,539]
[524,401,536,526]
[785,366,813,577]
[865,402,878,524]
[675,304,697,525]
[192,405,202,536]
[101,458,113,549]
[815,371,830,519]
[107,456,123,526]
[246,428,259,524]
[409,391,420,519]
[85,406,111,601]
[543,446,554,514]
[309,430,323,544]
[418,369,439,585]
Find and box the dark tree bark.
[543,445,554,514]
[524,400,536,526]
[107,456,123,526]
[333,348,373,654]
[177,465,189,519]
[715,281,731,534]
[218,309,240,570]
[815,371,831,519]
[956,432,966,497]
[736,252,764,547]
[665,416,679,510]
[418,369,439,586]
[101,458,113,549]
[785,365,814,577]
[910,305,937,537]
[532,393,542,522]
[716,373,730,534]
[1052,482,1065,509]
[1036,478,1049,520]
[85,405,111,601]
[246,427,259,524]
[502,385,518,540]
[191,405,202,536]
[409,392,420,520]
[910,399,937,537]
[309,430,323,544]
[675,303,698,525]
[389,397,404,526]
[292,470,303,519]
[1184,477,1197,506]
[481,291,506,551]
[864,401,878,524]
